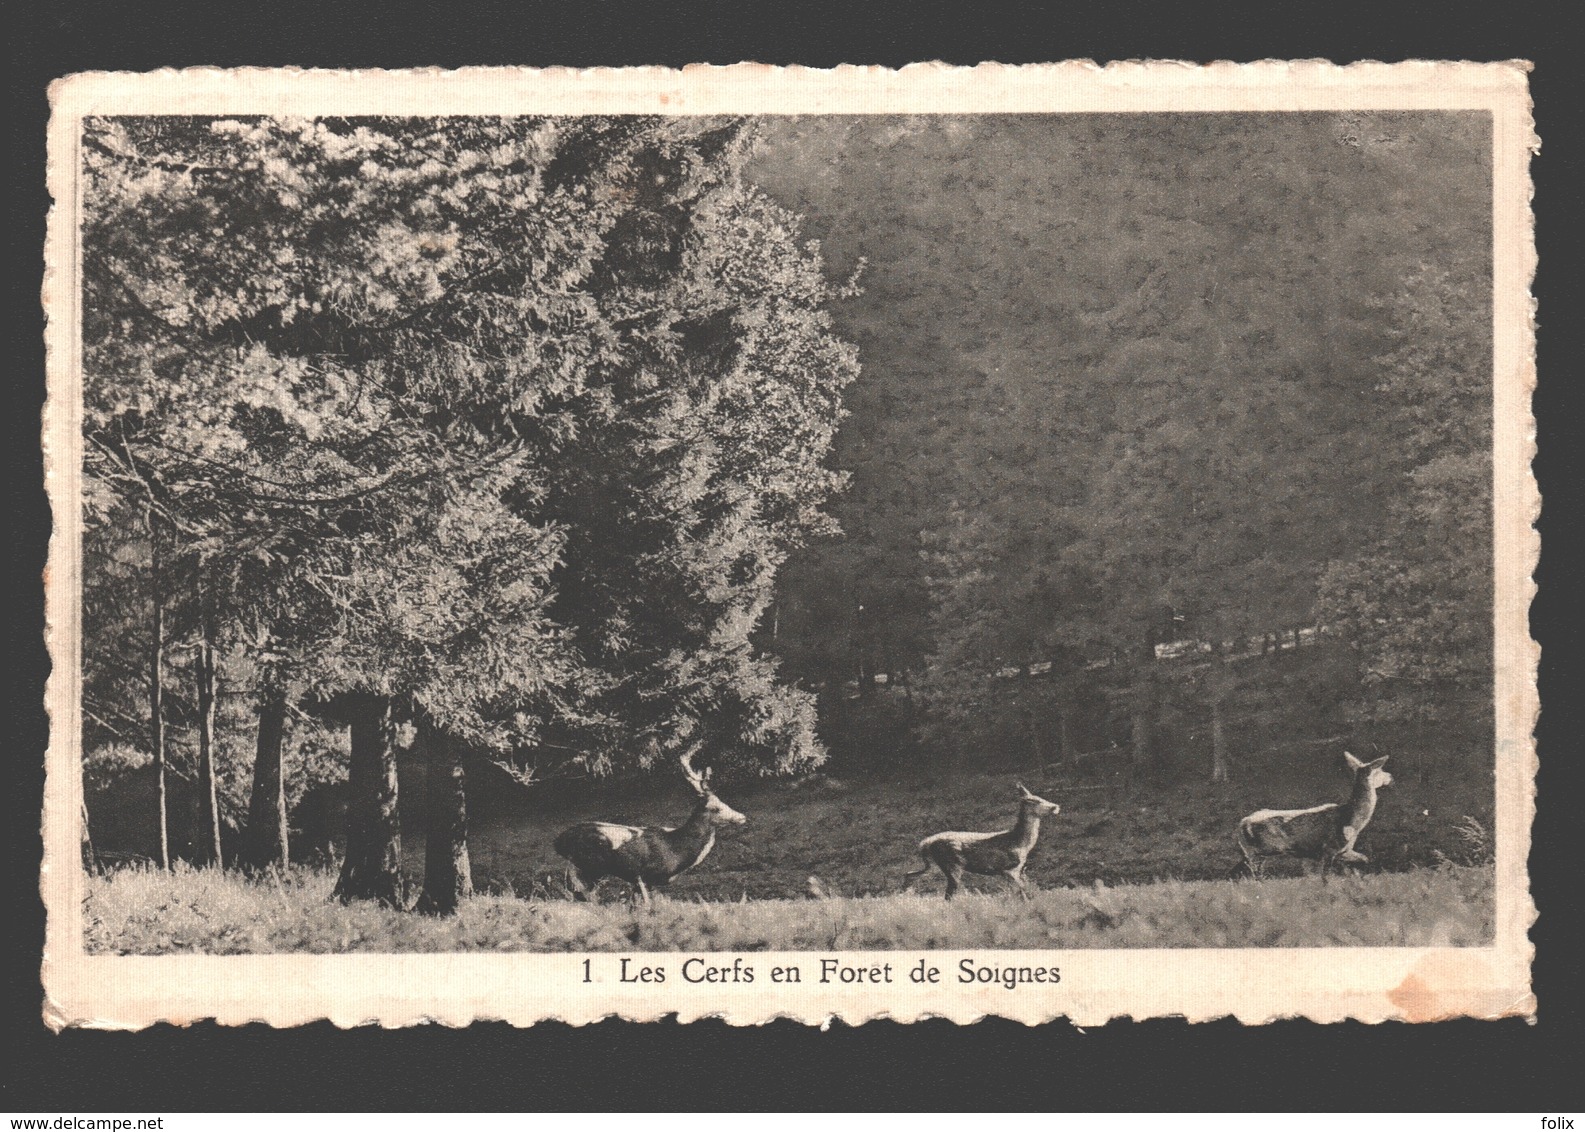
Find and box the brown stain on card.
[1386,973,1446,1022]
[1387,954,1535,1022]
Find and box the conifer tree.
[81,115,859,904]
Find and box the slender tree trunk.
[242,687,290,869]
[418,722,472,915]
[1129,626,1163,783]
[1129,678,1154,773]
[854,602,873,699]
[1024,707,1048,776]
[194,565,223,868]
[334,694,404,906]
[147,507,169,871]
[1057,704,1073,767]
[80,798,96,873]
[1208,641,1233,783]
[1210,694,1230,783]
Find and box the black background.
[8,0,1581,1111]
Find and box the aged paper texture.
[43,62,1537,1029]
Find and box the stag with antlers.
[903,783,1061,900]
[553,748,747,904]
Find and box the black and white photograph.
[41,63,1536,1027]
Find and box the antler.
[679,742,708,795]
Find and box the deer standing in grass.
[903,783,1061,900]
[553,749,746,904]
[1236,751,1393,880]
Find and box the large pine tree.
[80,115,859,904]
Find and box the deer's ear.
[1367,756,1389,770]
[1343,751,1365,770]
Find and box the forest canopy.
[749,113,1493,775]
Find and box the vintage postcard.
[42,61,1537,1029]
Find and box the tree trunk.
[334,694,404,906]
[1129,634,1157,775]
[194,571,224,868]
[1057,704,1073,767]
[1024,707,1048,776]
[1210,695,1230,783]
[854,602,872,699]
[1129,677,1154,772]
[242,688,290,869]
[147,507,169,871]
[80,798,96,873]
[417,722,472,915]
[1208,640,1233,783]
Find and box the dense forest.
[77,112,1495,905]
[750,112,1493,779]
[79,115,859,906]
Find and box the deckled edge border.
[39,59,1540,1031]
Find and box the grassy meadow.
[84,860,1494,954]
[84,764,1495,954]
[408,760,1495,902]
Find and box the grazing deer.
[1236,751,1393,880]
[553,749,746,904]
[903,783,1061,900]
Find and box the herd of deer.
[552,747,1394,903]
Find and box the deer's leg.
[1336,828,1367,867]
[1011,870,1032,902]
[567,869,591,902]
[634,876,651,906]
[943,866,963,900]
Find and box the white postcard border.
[42,61,1538,1029]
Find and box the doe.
[553,748,746,904]
[903,783,1061,900]
[1236,751,1393,880]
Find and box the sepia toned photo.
[42,62,1537,1028]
